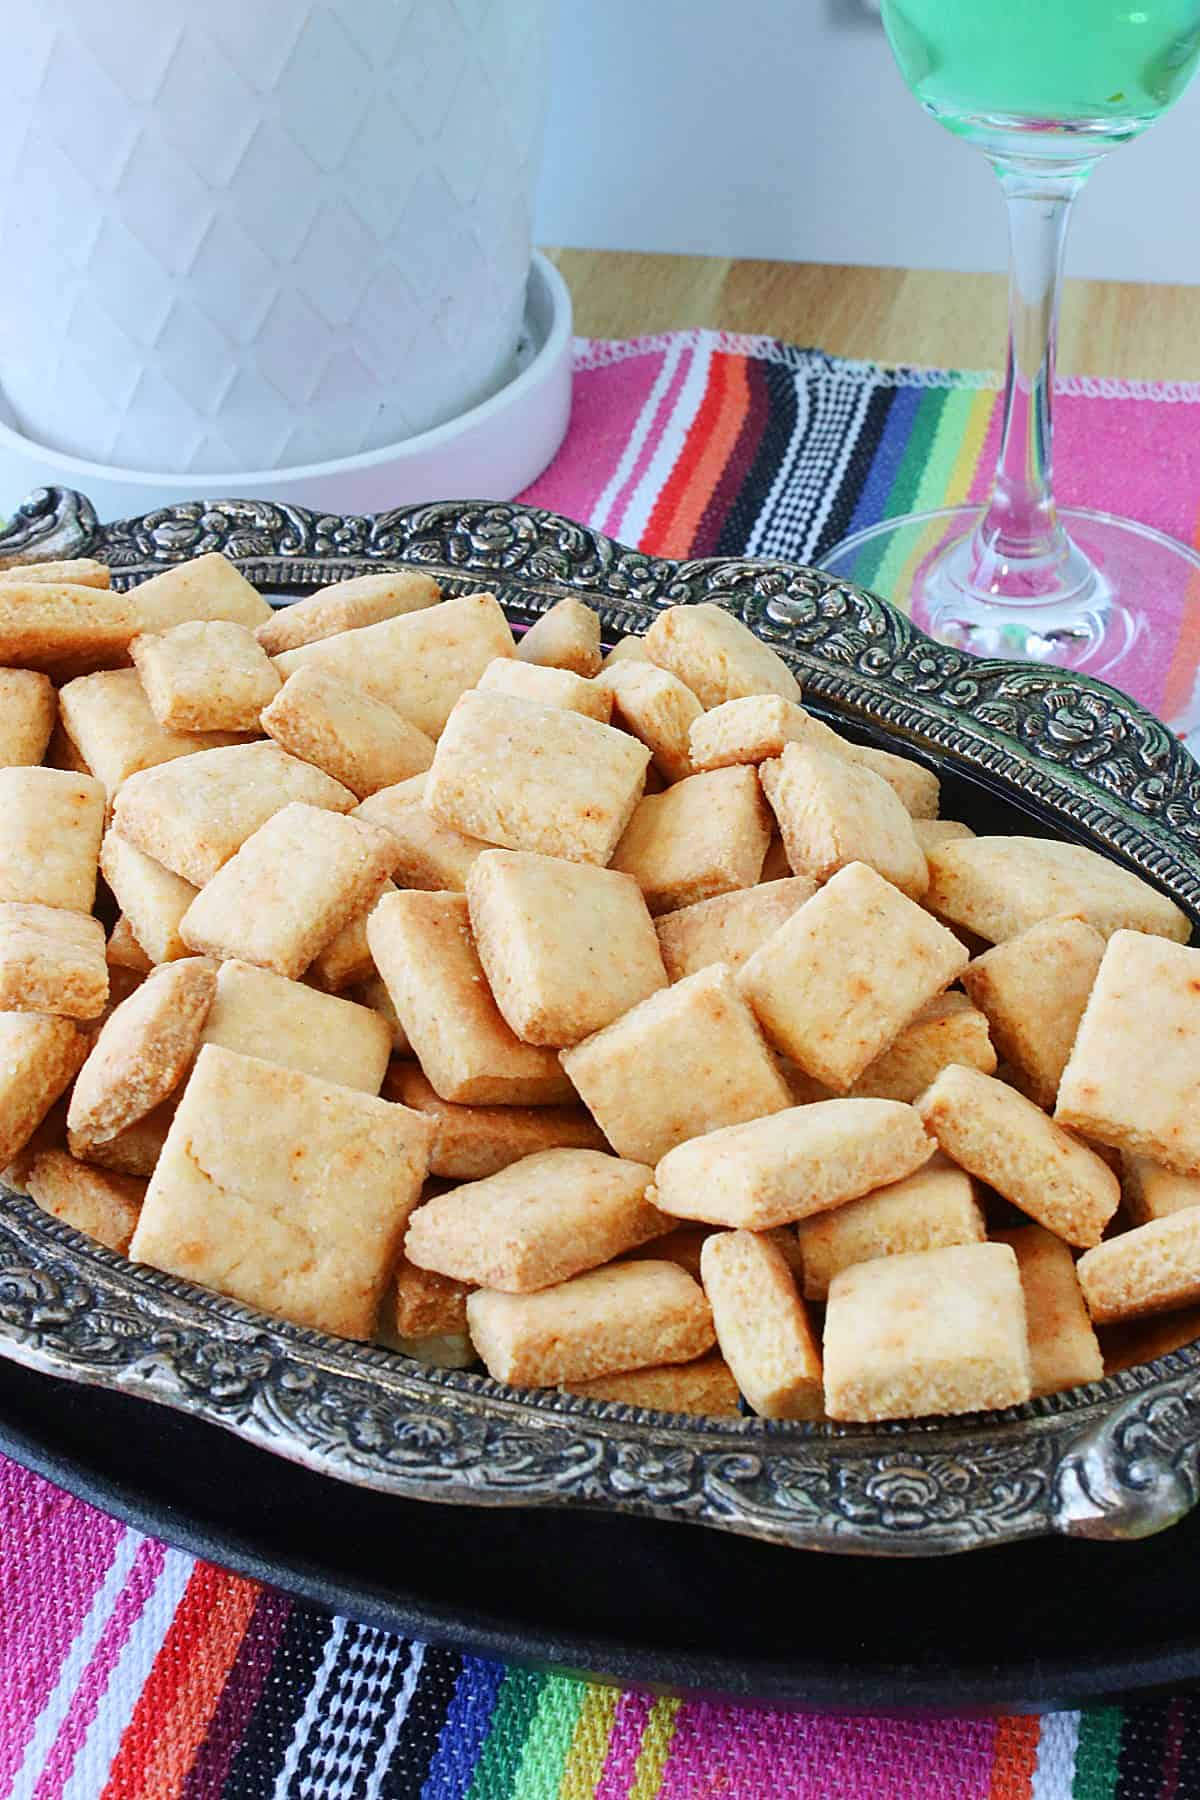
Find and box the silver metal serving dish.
[2,485,1199,1560]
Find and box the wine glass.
[820,0,1200,690]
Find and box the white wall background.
[535,0,1200,283]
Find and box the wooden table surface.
[544,249,1200,382]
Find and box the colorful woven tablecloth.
[6,329,1200,1800]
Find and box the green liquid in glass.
[882,0,1200,143]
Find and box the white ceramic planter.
[0,0,557,475]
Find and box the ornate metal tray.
[2,485,1200,1561]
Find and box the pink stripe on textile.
[597,347,696,542]
[0,1463,125,1791]
[519,351,669,526]
[657,1705,996,1800]
[592,1690,655,1799]
[31,1537,166,1800]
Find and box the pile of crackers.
[1,548,1198,1426]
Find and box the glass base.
[820,503,1200,739]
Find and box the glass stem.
[966,162,1089,599]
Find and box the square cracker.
[925,836,1189,944]
[111,741,356,887]
[130,620,281,732]
[467,1260,714,1386]
[126,553,272,634]
[760,742,928,899]
[595,662,702,784]
[424,688,650,866]
[476,657,612,723]
[0,768,105,912]
[106,915,153,975]
[391,1253,473,1339]
[962,915,1106,1109]
[261,666,435,798]
[466,849,667,1046]
[795,1153,985,1300]
[130,1043,433,1340]
[83,1094,178,1180]
[0,669,56,767]
[516,598,602,676]
[405,1147,668,1292]
[383,1065,606,1179]
[0,583,136,674]
[1121,1153,1200,1224]
[737,862,968,1091]
[58,668,247,799]
[700,1229,823,1418]
[914,818,975,852]
[560,962,792,1165]
[643,602,801,709]
[1077,1211,1200,1325]
[0,1013,89,1165]
[0,557,110,588]
[179,803,398,979]
[201,957,391,1093]
[99,831,198,964]
[1056,931,1200,1173]
[255,569,441,656]
[845,992,995,1103]
[610,766,772,914]
[823,1243,1032,1422]
[308,879,395,992]
[650,1097,934,1230]
[0,904,107,1018]
[354,775,488,890]
[993,1223,1103,1396]
[273,590,515,737]
[654,877,816,981]
[366,890,574,1105]
[600,636,649,671]
[67,958,217,1154]
[917,1063,1120,1247]
[561,1351,741,1418]
[25,1151,144,1255]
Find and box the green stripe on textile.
[508,1677,588,1800]
[1072,1707,1124,1800]
[851,384,951,593]
[465,1669,548,1800]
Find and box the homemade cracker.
[0,669,56,767]
[823,1243,1032,1422]
[1056,931,1200,1173]
[384,1066,605,1178]
[759,742,928,899]
[391,1254,472,1338]
[424,689,650,865]
[476,657,613,722]
[366,891,575,1105]
[700,1229,823,1418]
[795,1154,985,1300]
[130,620,281,732]
[917,1064,1120,1247]
[0,583,136,673]
[1121,1153,1200,1224]
[561,1351,740,1417]
[516,598,602,676]
[106,915,153,975]
[925,836,1189,944]
[962,915,1106,1108]
[620,1224,714,1280]
[348,973,409,1054]
[467,1260,715,1386]
[261,667,435,797]
[643,602,801,709]
[130,1044,433,1339]
[560,962,792,1164]
[650,1097,935,1230]
[99,832,198,965]
[255,569,441,655]
[200,958,391,1093]
[406,1148,668,1292]
[1077,1210,1200,1325]
[0,558,110,588]
[126,552,271,634]
[111,741,356,887]
[595,661,702,783]
[600,636,649,669]
[67,958,216,1154]
[273,590,515,736]
[25,1151,144,1255]
[179,803,398,979]
[58,668,247,799]
[737,862,968,1090]
[354,775,488,890]
[467,849,667,1046]
[993,1223,1104,1396]
[0,769,104,913]
[654,876,817,980]
[846,992,996,1103]
[609,766,771,914]
[914,818,975,852]
[308,880,395,992]
[83,1095,178,1180]
[1101,1307,1200,1375]
[0,904,107,1018]
[0,1014,89,1165]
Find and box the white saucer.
[0,253,573,519]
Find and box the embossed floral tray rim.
[2,485,1200,1561]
